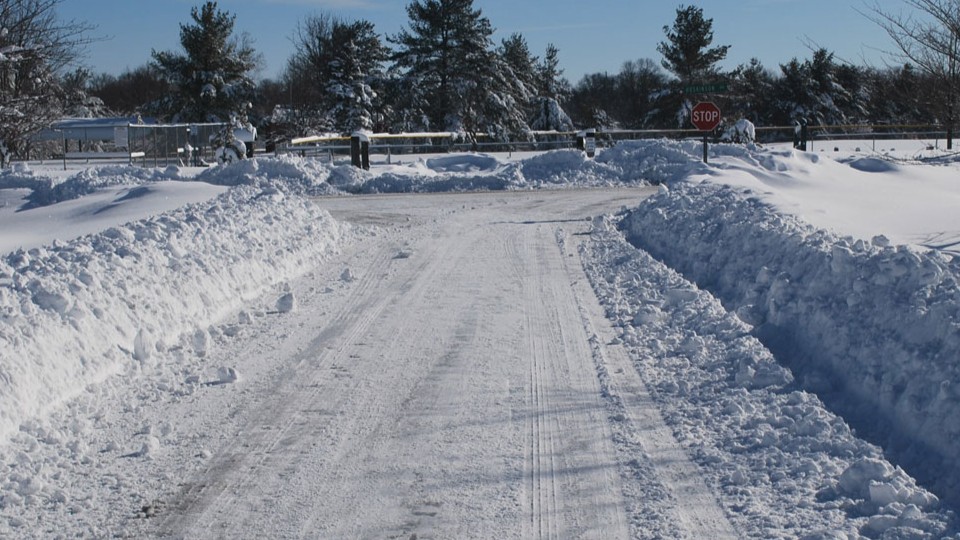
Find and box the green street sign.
[684,83,728,94]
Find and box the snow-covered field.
[1,137,959,538]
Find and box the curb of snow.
[622,181,960,506]
[0,185,347,444]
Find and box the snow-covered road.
[139,188,736,538]
[4,144,959,538]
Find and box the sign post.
[691,101,722,163]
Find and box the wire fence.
[126,123,231,167]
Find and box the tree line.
[3,0,960,164]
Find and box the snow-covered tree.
[391,0,527,141]
[774,49,857,126]
[499,33,537,100]
[536,44,571,103]
[529,97,573,131]
[211,113,249,165]
[721,118,756,143]
[286,15,388,135]
[0,0,93,166]
[151,1,260,123]
[492,33,540,138]
[729,58,776,125]
[529,44,574,131]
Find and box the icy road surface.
[145,187,734,539]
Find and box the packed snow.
[1,137,959,538]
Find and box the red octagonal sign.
[691,101,722,131]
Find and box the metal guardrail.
[279,124,956,162]
[23,123,950,169]
[279,131,579,163]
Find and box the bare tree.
[0,0,95,165]
[864,0,960,148]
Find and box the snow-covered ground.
[1,138,959,538]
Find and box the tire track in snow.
[154,243,411,537]
[147,190,652,538]
[521,231,563,540]
[157,214,487,538]
[514,224,630,540]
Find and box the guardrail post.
[793,119,808,151]
[351,132,370,170]
[585,129,597,158]
[350,134,361,168]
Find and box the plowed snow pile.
[607,140,960,509]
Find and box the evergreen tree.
[499,33,538,99]
[774,57,814,125]
[877,63,935,124]
[530,44,574,131]
[657,5,730,82]
[151,1,260,123]
[496,34,572,134]
[491,34,539,138]
[655,5,729,127]
[391,0,525,140]
[286,14,388,135]
[774,49,854,126]
[536,44,571,102]
[729,58,776,125]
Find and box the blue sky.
[59,0,894,83]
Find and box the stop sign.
[691,101,722,131]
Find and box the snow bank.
[0,163,44,190]
[594,139,713,184]
[584,217,951,538]
[424,153,500,173]
[220,150,648,194]
[519,149,623,186]
[2,148,658,202]
[196,155,340,196]
[621,181,960,505]
[0,185,347,444]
